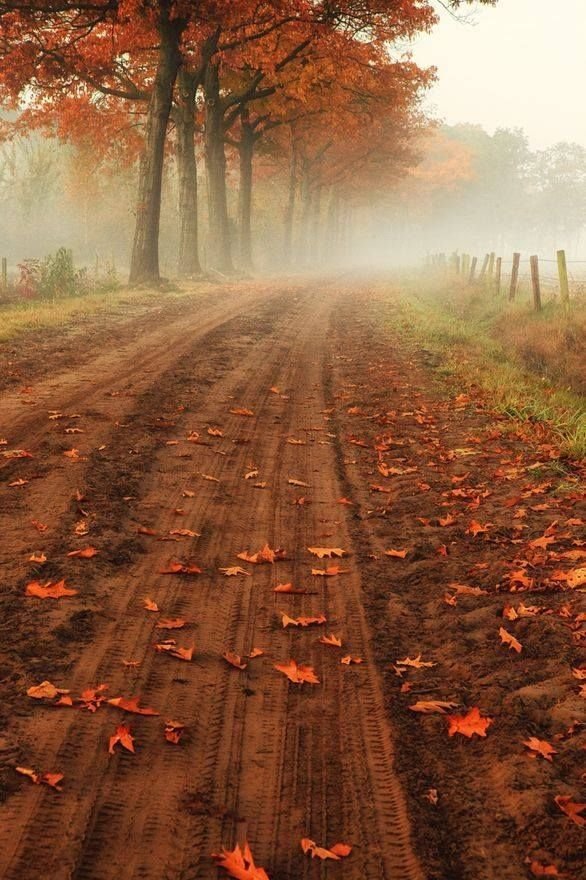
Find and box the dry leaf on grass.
[16,767,63,790]
[223,651,247,670]
[447,707,493,738]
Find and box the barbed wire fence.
[425,249,586,311]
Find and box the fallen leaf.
[396,654,436,669]
[288,478,309,487]
[223,651,248,670]
[425,788,439,805]
[244,470,259,480]
[499,627,522,654]
[78,685,108,711]
[144,598,160,612]
[229,407,254,417]
[16,767,63,790]
[160,562,202,575]
[29,552,47,564]
[27,681,69,701]
[311,567,347,577]
[154,641,194,662]
[523,737,557,762]
[282,613,326,628]
[447,707,493,738]
[207,426,224,436]
[273,582,314,594]
[138,525,158,536]
[385,548,408,559]
[212,842,269,880]
[341,655,363,665]
[249,648,264,658]
[108,724,135,755]
[301,838,352,860]
[156,618,188,630]
[438,514,456,527]
[220,566,251,577]
[164,720,185,744]
[31,519,48,533]
[169,529,200,538]
[319,633,342,647]
[409,700,458,714]
[237,544,286,564]
[528,860,560,877]
[107,696,160,716]
[67,547,99,559]
[274,660,320,685]
[25,579,78,600]
[554,795,585,826]
[307,547,346,558]
[466,520,491,537]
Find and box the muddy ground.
[0,277,583,880]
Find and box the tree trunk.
[204,62,233,273]
[238,112,255,270]
[310,184,322,264]
[283,133,297,265]
[176,68,201,276]
[129,4,183,285]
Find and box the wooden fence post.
[509,252,520,300]
[1,257,6,290]
[462,254,470,277]
[530,255,542,311]
[495,257,502,295]
[479,253,490,281]
[487,252,495,285]
[469,256,478,284]
[556,249,570,306]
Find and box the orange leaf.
[288,478,309,487]
[319,634,342,647]
[27,681,70,700]
[212,842,270,880]
[107,696,160,716]
[207,427,223,437]
[25,579,78,600]
[223,651,247,670]
[67,547,99,559]
[156,618,188,630]
[28,552,47,564]
[528,861,560,877]
[281,613,326,628]
[220,566,251,577]
[447,707,493,738]
[229,407,254,416]
[300,838,352,860]
[138,525,158,536]
[466,520,491,537]
[341,655,363,665]
[16,767,63,791]
[523,737,557,762]
[438,514,456,527]
[409,700,458,714]
[274,660,320,685]
[554,795,585,826]
[249,648,264,659]
[154,641,194,662]
[499,627,522,654]
[144,598,159,612]
[307,547,346,558]
[273,582,315,594]
[311,567,347,577]
[164,720,185,744]
[396,654,436,669]
[108,724,135,755]
[385,548,408,559]
[169,529,200,538]
[160,561,202,575]
[237,544,285,565]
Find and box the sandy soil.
[0,277,583,880]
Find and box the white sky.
[411,0,586,150]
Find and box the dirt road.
[0,279,583,880]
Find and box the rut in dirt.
[0,282,423,880]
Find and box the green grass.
[0,283,209,343]
[384,277,586,461]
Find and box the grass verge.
[386,277,586,461]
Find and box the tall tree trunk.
[283,133,297,265]
[204,62,233,273]
[238,111,254,270]
[176,68,201,276]
[129,3,183,285]
[297,162,312,264]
